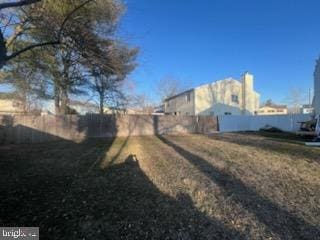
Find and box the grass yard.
[0,133,319,239]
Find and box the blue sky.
[119,0,320,104]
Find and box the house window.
[277,109,283,112]
[167,100,170,107]
[268,110,275,113]
[231,95,239,103]
[186,93,191,103]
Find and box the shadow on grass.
[0,139,247,239]
[210,133,320,164]
[156,135,320,240]
[248,131,314,143]
[104,116,139,168]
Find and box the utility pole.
[309,88,311,105]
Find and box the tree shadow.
[0,115,63,144]
[156,135,320,240]
[0,114,120,144]
[103,116,139,168]
[0,149,247,239]
[0,114,120,239]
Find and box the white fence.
[218,114,312,132]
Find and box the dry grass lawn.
[0,133,319,239]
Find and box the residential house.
[164,72,260,116]
[69,100,99,115]
[258,104,288,115]
[104,107,155,115]
[44,100,99,115]
[127,107,154,115]
[104,107,126,114]
[0,99,24,115]
[44,100,154,115]
[153,105,165,115]
[301,104,314,114]
[0,93,24,115]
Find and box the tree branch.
[5,0,96,62]
[0,0,41,10]
[6,22,25,47]
[57,0,95,39]
[6,40,60,60]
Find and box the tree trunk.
[0,30,7,69]
[60,54,71,115]
[22,92,28,113]
[54,83,61,115]
[99,94,104,115]
[60,87,68,115]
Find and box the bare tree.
[123,93,154,114]
[86,43,138,115]
[264,99,273,106]
[121,78,155,114]
[156,77,187,101]
[285,88,307,114]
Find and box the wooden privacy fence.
[0,114,218,144]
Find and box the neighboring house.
[44,100,154,115]
[164,72,260,116]
[301,104,314,114]
[0,99,24,115]
[104,107,155,115]
[258,104,288,115]
[313,57,320,115]
[127,108,154,115]
[104,107,126,114]
[153,105,165,115]
[44,100,99,115]
[69,100,99,115]
[0,93,24,115]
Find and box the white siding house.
[164,72,260,116]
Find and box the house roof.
[164,89,194,102]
